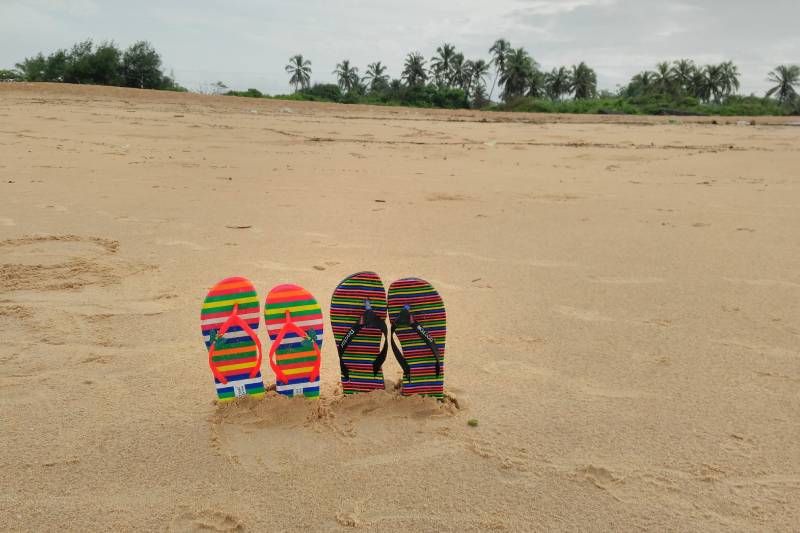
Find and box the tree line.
[280,39,797,114]
[280,41,603,108]
[2,40,185,91]
[3,38,798,115]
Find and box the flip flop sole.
[388,278,446,398]
[264,284,323,398]
[201,276,265,402]
[330,271,387,394]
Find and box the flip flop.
[330,271,389,394]
[388,278,446,398]
[263,284,323,398]
[201,276,266,402]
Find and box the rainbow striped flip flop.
[201,276,266,402]
[388,278,446,398]
[264,284,323,398]
[330,271,388,394]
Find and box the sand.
[0,83,798,531]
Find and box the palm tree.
[363,61,389,93]
[527,68,546,98]
[545,66,572,101]
[703,63,725,103]
[653,61,675,96]
[333,59,359,94]
[430,43,457,87]
[450,52,466,89]
[488,38,512,100]
[401,52,427,88]
[766,64,800,105]
[571,62,597,99]
[285,54,311,92]
[671,59,696,94]
[625,70,655,97]
[464,59,490,97]
[499,47,535,101]
[719,61,740,97]
[689,68,711,102]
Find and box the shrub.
[225,88,264,98]
[300,83,343,102]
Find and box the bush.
[300,83,343,102]
[0,69,21,81]
[225,88,264,98]
[495,94,790,116]
[13,39,179,91]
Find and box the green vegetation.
[496,94,790,116]
[10,39,185,91]
[263,44,797,115]
[285,54,311,92]
[468,419,479,427]
[5,38,798,115]
[0,69,22,81]
[766,65,800,105]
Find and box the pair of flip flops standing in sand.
[200,272,446,402]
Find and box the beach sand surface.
[1,83,798,531]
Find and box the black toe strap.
[337,307,388,381]
[390,306,441,382]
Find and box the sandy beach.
[1,83,798,531]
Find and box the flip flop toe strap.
[269,310,322,385]
[336,306,388,380]
[207,303,263,385]
[391,305,442,382]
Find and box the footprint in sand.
[577,465,622,491]
[209,389,459,468]
[168,510,244,532]
[0,235,151,291]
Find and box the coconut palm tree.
[450,52,466,89]
[653,61,675,96]
[499,47,535,101]
[488,38,512,100]
[571,62,597,99]
[527,68,546,98]
[363,61,389,93]
[285,54,311,92]
[430,43,457,87]
[624,70,655,97]
[333,59,359,94]
[690,68,711,102]
[401,52,427,88]
[671,59,696,94]
[463,59,490,97]
[766,64,800,105]
[703,63,725,103]
[719,61,740,97]
[545,66,572,101]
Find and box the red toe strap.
[269,310,322,385]
[207,303,263,385]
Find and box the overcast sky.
[1,0,798,95]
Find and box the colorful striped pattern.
[388,278,446,398]
[264,284,323,398]
[201,276,265,402]
[330,271,387,394]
